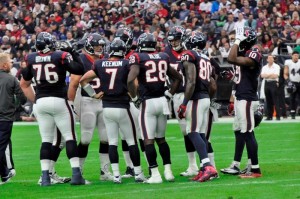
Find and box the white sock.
[111,163,120,177]
[134,166,142,175]
[208,153,216,168]
[164,164,172,172]
[99,153,110,172]
[247,158,252,165]
[41,159,50,171]
[123,151,133,168]
[69,157,80,168]
[150,167,160,177]
[49,160,56,174]
[187,152,198,170]
[79,157,86,171]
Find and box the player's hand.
[59,41,75,53]
[93,91,104,99]
[164,90,173,101]
[227,102,234,116]
[132,96,142,109]
[68,100,78,115]
[235,27,247,42]
[177,104,187,119]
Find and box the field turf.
[0,119,300,199]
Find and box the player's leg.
[173,93,198,176]
[120,109,146,183]
[239,101,262,178]
[54,99,88,185]
[77,97,97,171]
[140,99,162,184]
[103,108,121,183]
[34,98,56,186]
[206,109,216,169]
[186,99,217,182]
[96,102,113,181]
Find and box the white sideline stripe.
[41,178,300,199]
[12,117,300,126]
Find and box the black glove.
[58,41,76,54]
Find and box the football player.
[220,27,262,178]
[113,27,137,178]
[127,33,182,183]
[165,26,198,177]
[68,33,113,181]
[80,39,146,184]
[20,32,89,186]
[178,31,218,182]
[284,51,300,119]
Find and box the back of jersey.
[181,50,212,99]
[93,58,130,108]
[129,52,169,98]
[24,51,70,99]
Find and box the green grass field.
[0,120,300,199]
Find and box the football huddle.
[1,25,264,186]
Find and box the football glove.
[59,41,76,54]
[164,90,173,101]
[235,27,247,42]
[210,98,221,110]
[177,104,187,119]
[227,102,234,116]
[132,96,142,109]
[220,70,237,82]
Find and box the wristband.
[83,84,96,97]
[183,98,189,106]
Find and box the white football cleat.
[164,170,175,182]
[180,168,198,177]
[113,176,122,184]
[144,174,163,184]
[100,170,114,181]
[135,172,147,183]
[220,164,240,175]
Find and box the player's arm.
[227,44,256,68]
[209,77,217,98]
[62,52,85,75]
[79,70,98,98]
[166,66,182,95]
[68,74,81,101]
[127,64,140,98]
[182,61,196,105]
[20,78,35,103]
[283,65,289,80]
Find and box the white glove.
[234,27,247,45]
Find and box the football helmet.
[114,27,133,52]
[238,27,257,54]
[84,33,106,55]
[137,33,157,52]
[109,38,127,57]
[35,32,56,53]
[167,26,186,51]
[183,31,206,51]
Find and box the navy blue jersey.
[234,48,262,101]
[181,50,212,99]
[129,52,170,98]
[93,58,130,108]
[22,51,74,99]
[164,46,185,93]
[80,53,101,97]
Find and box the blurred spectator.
[219,42,231,58]
[234,12,246,29]
[179,2,190,21]
[228,3,239,18]
[223,13,235,34]
[169,3,179,19]
[199,0,212,14]
[291,11,300,26]
[218,0,231,12]
[215,9,227,33]
[245,13,257,30]
[261,32,273,54]
[211,0,220,14]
